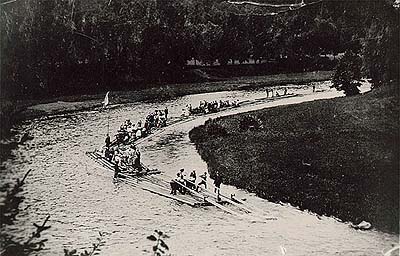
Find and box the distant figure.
[312,84,316,92]
[170,173,180,195]
[105,147,112,161]
[105,134,111,148]
[214,171,222,194]
[214,171,223,201]
[164,107,169,120]
[197,171,207,190]
[134,147,141,172]
[188,170,197,190]
[177,168,186,194]
[284,88,288,95]
[178,168,185,179]
[114,160,120,178]
[266,88,269,98]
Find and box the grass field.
[189,85,399,233]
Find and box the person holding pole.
[197,171,208,191]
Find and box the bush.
[239,115,263,131]
[204,119,228,137]
[332,49,362,96]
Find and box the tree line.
[1,0,398,99]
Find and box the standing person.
[159,111,166,127]
[134,147,142,172]
[188,170,197,190]
[105,134,111,148]
[214,171,223,201]
[114,160,120,178]
[214,171,222,193]
[164,107,169,121]
[197,171,207,191]
[312,84,316,92]
[170,174,179,195]
[266,88,269,98]
[177,168,186,194]
[284,88,288,95]
[178,168,185,179]
[104,146,112,161]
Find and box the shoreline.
[189,85,399,234]
[16,71,333,121]
[0,71,332,163]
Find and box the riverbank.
[0,71,332,162]
[1,71,332,134]
[189,85,399,233]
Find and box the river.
[1,81,397,255]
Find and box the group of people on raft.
[170,169,223,198]
[104,140,142,178]
[103,131,143,178]
[266,87,288,98]
[104,108,169,178]
[182,99,239,116]
[113,107,169,145]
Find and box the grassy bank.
[189,85,399,233]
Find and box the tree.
[361,2,399,88]
[332,49,362,96]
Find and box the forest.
[1,0,398,99]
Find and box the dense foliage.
[1,0,398,99]
[332,49,362,96]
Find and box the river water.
[1,81,397,255]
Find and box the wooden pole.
[107,111,110,135]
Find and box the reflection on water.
[1,81,396,256]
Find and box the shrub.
[332,49,362,96]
